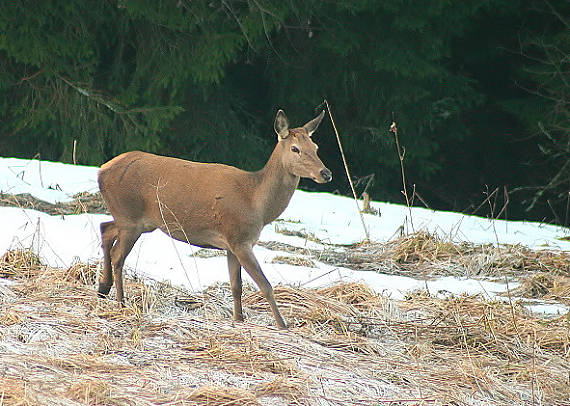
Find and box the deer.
[97,109,332,329]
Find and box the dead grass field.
[1,241,569,406]
[0,194,569,405]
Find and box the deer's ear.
[274,110,289,140]
[303,110,325,137]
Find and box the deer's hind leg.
[99,220,143,306]
[98,221,117,298]
[109,227,141,306]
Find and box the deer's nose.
[320,168,332,182]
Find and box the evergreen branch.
[56,74,120,113]
[221,0,258,52]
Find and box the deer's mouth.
[311,173,333,184]
[312,168,332,183]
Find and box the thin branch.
[390,118,415,233]
[471,187,498,216]
[543,0,570,31]
[17,69,44,84]
[323,99,370,241]
[526,152,570,211]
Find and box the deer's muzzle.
[320,168,332,183]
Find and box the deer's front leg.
[227,250,244,322]
[232,244,286,329]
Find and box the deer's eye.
[291,146,300,153]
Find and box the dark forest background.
[1,0,569,225]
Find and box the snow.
[1,156,568,316]
[0,157,99,202]
[277,191,570,249]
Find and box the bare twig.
[72,140,77,165]
[547,198,562,225]
[390,119,414,232]
[323,100,369,241]
[413,188,432,210]
[564,192,570,227]
[31,153,44,188]
[154,179,198,291]
[485,185,501,247]
[495,186,510,221]
[471,187,499,216]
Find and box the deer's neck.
[255,144,300,225]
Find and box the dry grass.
[1,242,569,405]
[270,255,316,268]
[285,231,570,280]
[273,224,322,244]
[511,273,570,306]
[399,292,570,404]
[0,248,42,278]
[187,386,261,405]
[0,192,108,215]
[193,248,226,258]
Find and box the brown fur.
[97,110,331,329]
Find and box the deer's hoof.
[97,284,111,298]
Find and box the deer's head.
[274,110,332,184]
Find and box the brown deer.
[97,109,331,329]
